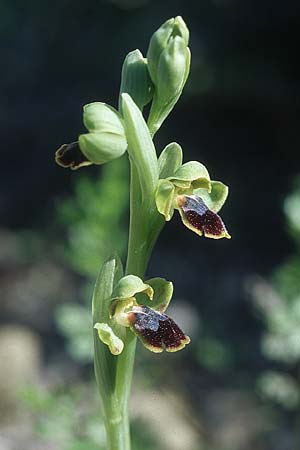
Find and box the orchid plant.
[55,16,230,450]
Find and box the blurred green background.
[1,1,300,449]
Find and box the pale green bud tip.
[94,323,124,355]
[55,141,92,170]
[173,16,189,45]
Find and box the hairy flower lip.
[176,194,231,239]
[128,305,190,353]
[55,141,92,170]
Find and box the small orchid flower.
[94,274,190,355]
[55,103,127,170]
[155,142,231,239]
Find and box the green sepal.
[119,49,154,111]
[194,181,229,213]
[79,132,127,165]
[136,277,173,312]
[83,102,125,134]
[155,179,176,221]
[170,161,211,191]
[158,142,183,179]
[94,323,124,355]
[112,274,154,301]
[121,93,158,200]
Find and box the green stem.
[103,160,159,450]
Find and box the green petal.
[158,142,183,179]
[136,277,173,312]
[171,161,211,191]
[112,274,154,301]
[94,323,124,355]
[194,181,229,213]
[155,179,176,221]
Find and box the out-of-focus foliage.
[54,157,128,363]
[22,384,159,450]
[197,336,233,371]
[56,157,129,278]
[252,179,300,409]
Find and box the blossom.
[155,142,231,239]
[94,275,190,354]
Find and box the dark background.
[1,1,300,449]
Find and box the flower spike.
[176,194,231,239]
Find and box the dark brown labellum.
[177,195,230,239]
[55,141,91,170]
[130,306,190,353]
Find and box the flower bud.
[81,103,127,165]
[147,16,189,85]
[146,16,190,135]
[119,49,154,111]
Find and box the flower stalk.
[54,16,231,450]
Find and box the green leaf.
[121,93,158,200]
[155,179,175,221]
[112,274,154,301]
[136,277,173,312]
[158,142,183,179]
[194,180,229,213]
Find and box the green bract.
[119,49,154,111]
